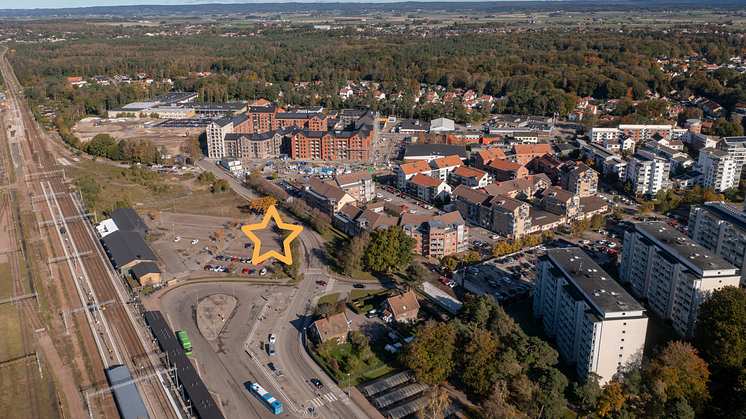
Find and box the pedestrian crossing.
[307,392,341,408]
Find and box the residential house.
[450,166,493,188]
[310,313,351,344]
[408,173,452,203]
[474,148,507,170]
[689,201,746,287]
[328,171,375,203]
[540,187,581,221]
[486,159,529,182]
[490,195,531,240]
[381,292,420,323]
[394,161,432,189]
[301,178,356,217]
[399,212,468,258]
[427,155,463,182]
[557,163,598,198]
[481,174,551,200]
[509,144,554,166]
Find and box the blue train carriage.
[249,382,283,415]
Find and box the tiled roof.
[452,166,489,180]
[542,186,576,202]
[429,155,463,169]
[313,313,350,341]
[409,173,444,188]
[333,171,372,187]
[385,292,420,316]
[490,194,526,212]
[512,144,553,155]
[488,159,523,172]
[452,185,492,205]
[306,178,349,201]
[398,161,432,175]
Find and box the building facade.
[716,136,746,182]
[695,147,737,192]
[329,172,375,203]
[533,248,647,384]
[625,150,670,196]
[557,163,598,198]
[619,221,740,338]
[689,201,746,287]
[400,212,468,258]
[300,178,356,217]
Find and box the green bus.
[176,331,193,355]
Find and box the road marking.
[308,393,337,408]
[56,158,71,166]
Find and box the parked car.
[269,334,276,344]
[242,268,250,274]
[249,269,256,275]
[353,284,365,289]
[204,265,212,270]
[173,236,182,242]
[191,239,199,245]
[259,268,268,276]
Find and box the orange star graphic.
[241,205,303,265]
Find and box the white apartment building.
[625,150,670,196]
[619,221,740,338]
[716,136,746,182]
[534,248,647,384]
[689,201,746,287]
[695,147,737,192]
[590,125,674,143]
[206,118,232,158]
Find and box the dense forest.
[8,21,746,128]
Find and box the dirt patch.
[71,117,203,158]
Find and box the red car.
[400,205,409,210]
[204,264,212,270]
[242,268,250,274]
[608,249,617,255]
[317,281,327,286]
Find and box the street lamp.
[347,373,351,395]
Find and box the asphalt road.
[173,161,371,419]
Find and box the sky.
[6,0,465,10]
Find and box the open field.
[63,158,195,214]
[143,189,250,219]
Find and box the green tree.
[645,341,711,412]
[711,117,744,138]
[695,286,746,374]
[573,372,603,417]
[342,232,371,275]
[416,386,452,419]
[622,179,633,195]
[590,213,606,229]
[398,320,456,385]
[365,226,417,273]
[464,251,481,264]
[666,397,696,419]
[86,133,116,157]
[462,329,499,395]
[443,256,458,272]
[404,262,429,291]
[638,201,654,215]
[212,179,231,193]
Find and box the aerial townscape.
[3,1,746,419]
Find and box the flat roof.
[633,221,737,274]
[546,247,643,315]
[697,201,746,232]
[404,144,467,160]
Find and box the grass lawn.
[65,159,190,215]
[317,293,340,307]
[319,341,393,384]
[348,289,394,310]
[319,227,349,247]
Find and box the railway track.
[1,48,179,419]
